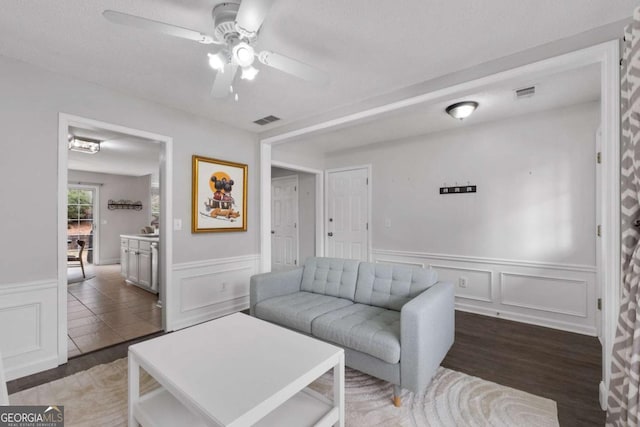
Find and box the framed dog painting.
[192,155,248,233]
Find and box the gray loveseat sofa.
[250,257,454,406]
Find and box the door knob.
[271,230,275,234]
[328,232,333,237]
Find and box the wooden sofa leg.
[393,385,401,407]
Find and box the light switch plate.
[173,219,182,231]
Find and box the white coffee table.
[128,313,345,427]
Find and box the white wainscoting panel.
[0,280,59,381]
[500,272,588,317]
[170,255,260,331]
[431,265,493,303]
[372,249,597,336]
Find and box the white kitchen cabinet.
[120,243,129,277]
[138,249,152,288]
[120,235,159,294]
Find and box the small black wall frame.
[440,185,477,195]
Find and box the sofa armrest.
[250,268,304,315]
[400,281,455,392]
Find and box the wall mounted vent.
[514,85,536,99]
[253,115,281,125]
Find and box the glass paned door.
[67,187,96,264]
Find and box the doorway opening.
[269,163,323,270]
[58,114,173,363]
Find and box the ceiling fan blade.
[258,51,329,85]
[235,0,275,35]
[103,10,216,44]
[211,63,239,98]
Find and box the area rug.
[10,358,558,427]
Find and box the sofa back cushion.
[355,262,438,310]
[301,257,360,300]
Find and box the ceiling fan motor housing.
[212,2,241,43]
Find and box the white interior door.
[326,167,370,261]
[271,176,299,270]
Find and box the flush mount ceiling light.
[446,101,479,120]
[68,136,101,154]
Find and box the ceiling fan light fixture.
[241,65,259,81]
[446,101,479,120]
[208,51,227,71]
[233,42,255,67]
[68,136,101,154]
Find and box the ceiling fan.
[103,0,329,98]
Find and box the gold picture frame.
[192,155,248,233]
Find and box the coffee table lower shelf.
[134,386,338,427]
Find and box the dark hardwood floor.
[442,311,603,426]
[8,311,603,426]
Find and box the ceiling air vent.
[253,115,281,126]
[514,85,536,99]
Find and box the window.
[68,187,95,263]
[151,186,160,227]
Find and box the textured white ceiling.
[275,63,601,155]
[0,1,631,133]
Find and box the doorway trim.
[324,165,372,262]
[259,40,620,409]
[57,113,173,365]
[67,183,101,266]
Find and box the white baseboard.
[455,303,597,336]
[171,297,249,331]
[600,380,607,411]
[95,258,120,265]
[5,356,59,382]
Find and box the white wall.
[326,102,598,265]
[271,167,316,264]
[68,170,153,264]
[0,55,260,379]
[272,143,325,171]
[298,173,316,264]
[325,101,600,334]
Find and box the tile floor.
[67,264,162,357]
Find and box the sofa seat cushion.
[311,304,401,364]
[254,291,353,334]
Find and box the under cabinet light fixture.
[68,136,101,154]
